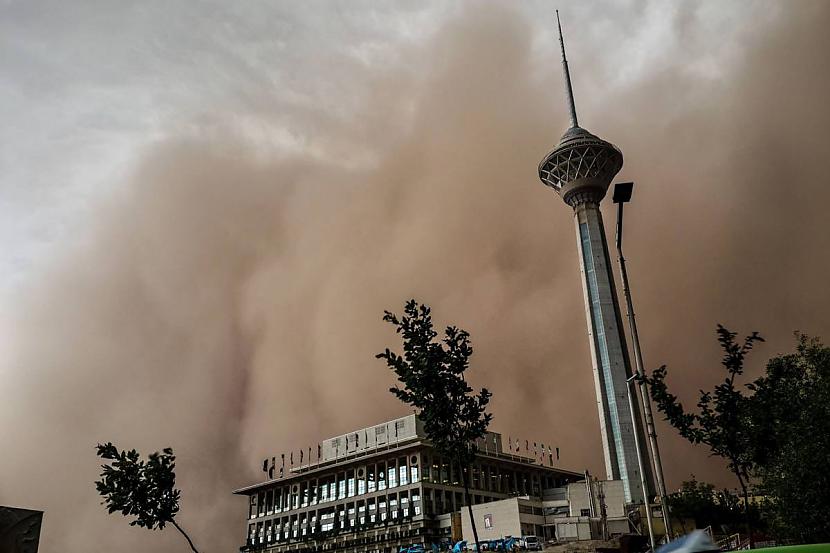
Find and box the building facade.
[234,415,583,553]
[460,479,648,545]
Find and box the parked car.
[522,536,542,551]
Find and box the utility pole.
[613,181,673,541]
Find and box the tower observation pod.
[538,12,654,505]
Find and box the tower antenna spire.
[556,10,579,128]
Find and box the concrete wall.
[554,517,594,541]
[566,480,625,518]
[321,415,423,461]
[460,498,522,542]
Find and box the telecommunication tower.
[537,12,654,504]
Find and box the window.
[399,457,408,486]
[338,472,346,499]
[400,492,409,517]
[580,508,591,517]
[358,468,366,495]
[395,419,405,436]
[347,505,356,528]
[410,455,419,483]
[388,460,397,488]
[321,510,335,532]
[368,498,377,523]
[422,455,430,481]
[412,492,421,516]
[378,462,387,490]
[347,470,356,497]
[368,465,376,493]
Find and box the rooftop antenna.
[556,10,579,129]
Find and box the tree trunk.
[736,476,754,550]
[459,459,482,553]
[171,519,200,553]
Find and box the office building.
[235,415,583,553]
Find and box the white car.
[522,536,542,551]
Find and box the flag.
[290,451,294,466]
[318,444,322,459]
[548,452,553,466]
[269,457,275,479]
[541,443,545,460]
[525,440,529,451]
[556,447,560,460]
[262,458,269,473]
[308,447,311,464]
[280,466,284,478]
[281,453,285,468]
[508,436,512,451]
[300,449,304,463]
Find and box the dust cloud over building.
[1,2,829,552]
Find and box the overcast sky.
[2,2,828,552]
[0,1,771,297]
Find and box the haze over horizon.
[2,1,829,551]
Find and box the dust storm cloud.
[2,2,830,552]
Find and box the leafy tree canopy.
[377,299,492,466]
[747,334,830,543]
[95,443,199,552]
[645,325,763,545]
[668,477,746,535]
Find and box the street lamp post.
[613,181,673,542]
[624,371,655,550]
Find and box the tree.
[667,477,744,535]
[95,443,200,553]
[377,300,492,553]
[747,334,830,543]
[645,325,763,547]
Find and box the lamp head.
[613,182,634,204]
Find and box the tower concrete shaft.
[573,200,652,504]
